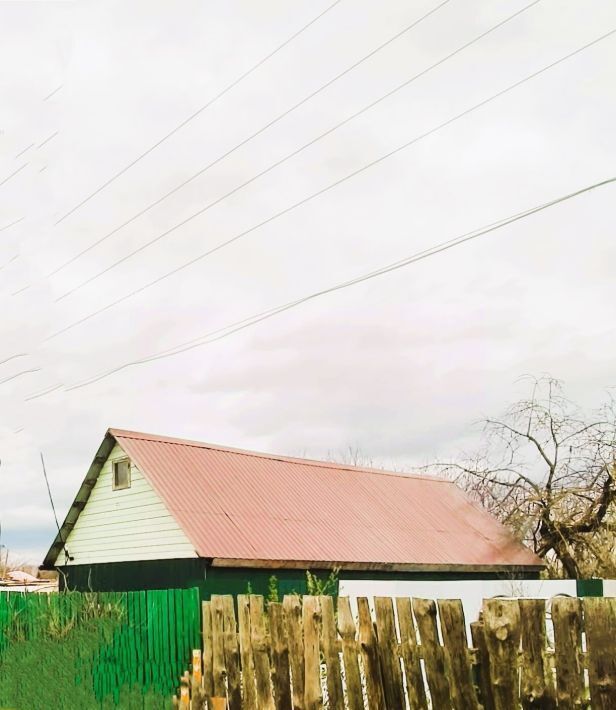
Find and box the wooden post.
[438,599,479,710]
[551,596,585,709]
[337,597,365,710]
[319,595,344,710]
[482,598,521,710]
[238,594,258,709]
[396,597,428,710]
[191,648,207,710]
[269,601,293,710]
[519,599,556,709]
[283,595,305,710]
[250,595,276,710]
[470,614,495,710]
[202,601,214,702]
[412,598,450,708]
[357,597,386,709]
[222,595,241,710]
[302,596,323,710]
[374,596,405,709]
[192,648,203,687]
[584,597,616,710]
[179,671,190,707]
[211,595,227,701]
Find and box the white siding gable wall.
[55,443,196,565]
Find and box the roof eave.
[210,557,545,574]
[40,430,117,570]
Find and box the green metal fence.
[0,588,200,709]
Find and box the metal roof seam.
[108,427,450,483]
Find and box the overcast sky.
[1,0,615,564]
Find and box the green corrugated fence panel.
[0,587,200,706]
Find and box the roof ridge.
[108,427,450,483]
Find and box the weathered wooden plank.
[250,595,276,710]
[438,599,479,710]
[396,597,428,710]
[412,598,450,708]
[357,597,386,710]
[222,595,241,710]
[238,594,258,710]
[302,596,323,710]
[283,595,305,710]
[551,596,584,710]
[374,596,405,709]
[584,597,616,710]
[269,601,293,710]
[190,648,206,709]
[519,599,556,709]
[318,595,344,710]
[211,595,227,701]
[202,601,214,702]
[482,598,521,710]
[470,616,495,710]
[337,597,365,710]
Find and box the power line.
[44,28,616,342]
[14,143,34,159]
[53,0,538,299]
[0,255,18,273]
[0,217,24,233]
[0,368,41,387]
[53,0,345,226]
[49,0,453,275]
[40,175,614,395]
[43,85,63,101]
[40,452,72,563]
[0,164,28,190]
[0,354,28,368]
[37,131,59,149]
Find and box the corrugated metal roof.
[109,428,541,570]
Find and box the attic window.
[112,458,131,490]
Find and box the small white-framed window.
[112,457,131,490]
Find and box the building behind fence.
[177,593,616,710]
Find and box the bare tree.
[438,376,616,578]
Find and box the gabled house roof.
[43,428,542,572]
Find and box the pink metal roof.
[110,428,541,570]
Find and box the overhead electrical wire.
[52,0,539,299]
[0,368,41,387]
[14,144,34,159]
[42,85,63,101]
[27,175,614,398]
[0,354,28,368]
[0,217,24,233]
[37,131,59,149]
[0,164,28,190]
[0,255,18,273]
[49,0,453,276]
[43,27,616,343]
[53,0,345,226]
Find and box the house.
[41,428,543,597]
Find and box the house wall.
[57,558,542,601]
[55,443,196,566]
[58,559,322,599]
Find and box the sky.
[0,0,615,565]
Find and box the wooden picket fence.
[173,594,616,709]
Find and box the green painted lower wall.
[58,559,541,599]
[576,579,604,597]
[59,560,329,600]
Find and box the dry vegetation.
[437,376,616,578]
